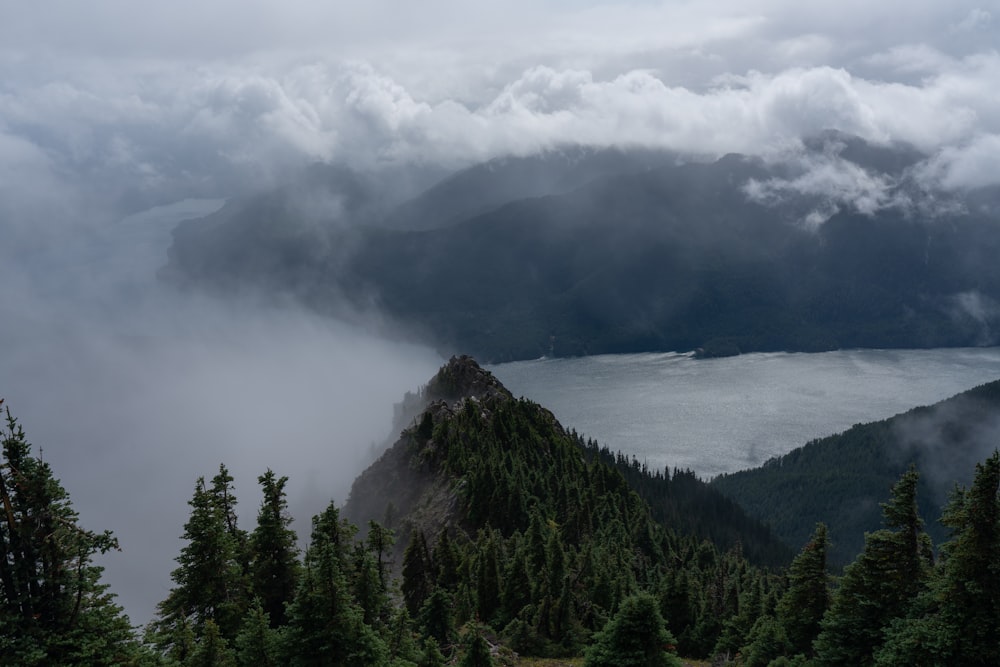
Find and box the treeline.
[712,378,1000,566]
[729,459,1000,665]
[4,362,1000,666]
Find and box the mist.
[3,0,999,628]
[0,194,441,625]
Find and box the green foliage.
[249,470,299,627]
[774,523,829,657]
[234,599,282,667]
[402,530,434,618]
[282,501,387,666]
[712,379,1000,567]
[189,618,237,667]
[813,468,932,666]
[153,464,250,647]
[459,623,495,667]
[584,592,681,667]
[0,405,145,665]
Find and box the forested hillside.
[4,361,1000,665]
[165,134,1000,362]
[712,378,1000,565]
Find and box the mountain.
[711,378,1000,566]
[341,354,792,657]
[344,355,791,568]
[163,134,1000,362]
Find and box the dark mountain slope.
[342,355,793,657]
[344,356,791,567]
[382,144,682,230]
[711,377,1000,566]
[164,135,1000,361]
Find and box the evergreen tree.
[154,466,249,645]
[0,404,144,665]
[814,467,932,666]
[402,530,434,618]
[475,529,501,626]
[879,452,1000,666]
[420,587,457,648]
[459,623,495,667]
[419,636,447,667]
[189,618,237,667]
[741,615,791,667]
[774,523,829,657]
[938,451,1000,664]
[283,501,386,666]
[249,470,299,627]
[234,599,282,667]
[585,592,682,667]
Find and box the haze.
[1,0,998,625]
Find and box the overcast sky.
[1,0,999,626]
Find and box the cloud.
[916,134,1000,190]
[743,151,909,227]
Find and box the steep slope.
[343,355,791,567]
[711,378,1000,566]
[164,135,1000,361]
[342,355,793,658]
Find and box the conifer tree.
[475,529,502,626]
[459,623,495,667]
[584,592,682,667]
[0,404,144,665]
[774,522,829,657]
[420,587,457,648]
[419,635,447,667]
[234,599,282,667]
[814,467,932,666]
[402,530,434,617]
[283,501,386,666]
[189,618,237,667]
[249,470,299,627]
[154,466,249,645]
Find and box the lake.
[489,348,1000,478]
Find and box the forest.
[2,357,999,666]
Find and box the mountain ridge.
[163,135,1000,362]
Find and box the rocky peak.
[424,355,511,406]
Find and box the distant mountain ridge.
[711,377,1000,566]
[163,134,1000,361]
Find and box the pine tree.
[459,623,495,667]
[585,592,682,667]
[814,467,932,666]
[249,470,299,627]
[420,587,457,648]
[0,404,144,665]
[475,529,501,626]
[234,599,282,667]
[282,501,386,666]
[402,530,434,618]
[935,451,1000,664]
[774,523,829,657]
[189,618,237,667]
[154,465,249,646]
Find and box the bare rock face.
[424,355,511,405]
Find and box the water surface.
[489,349,1000,478]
